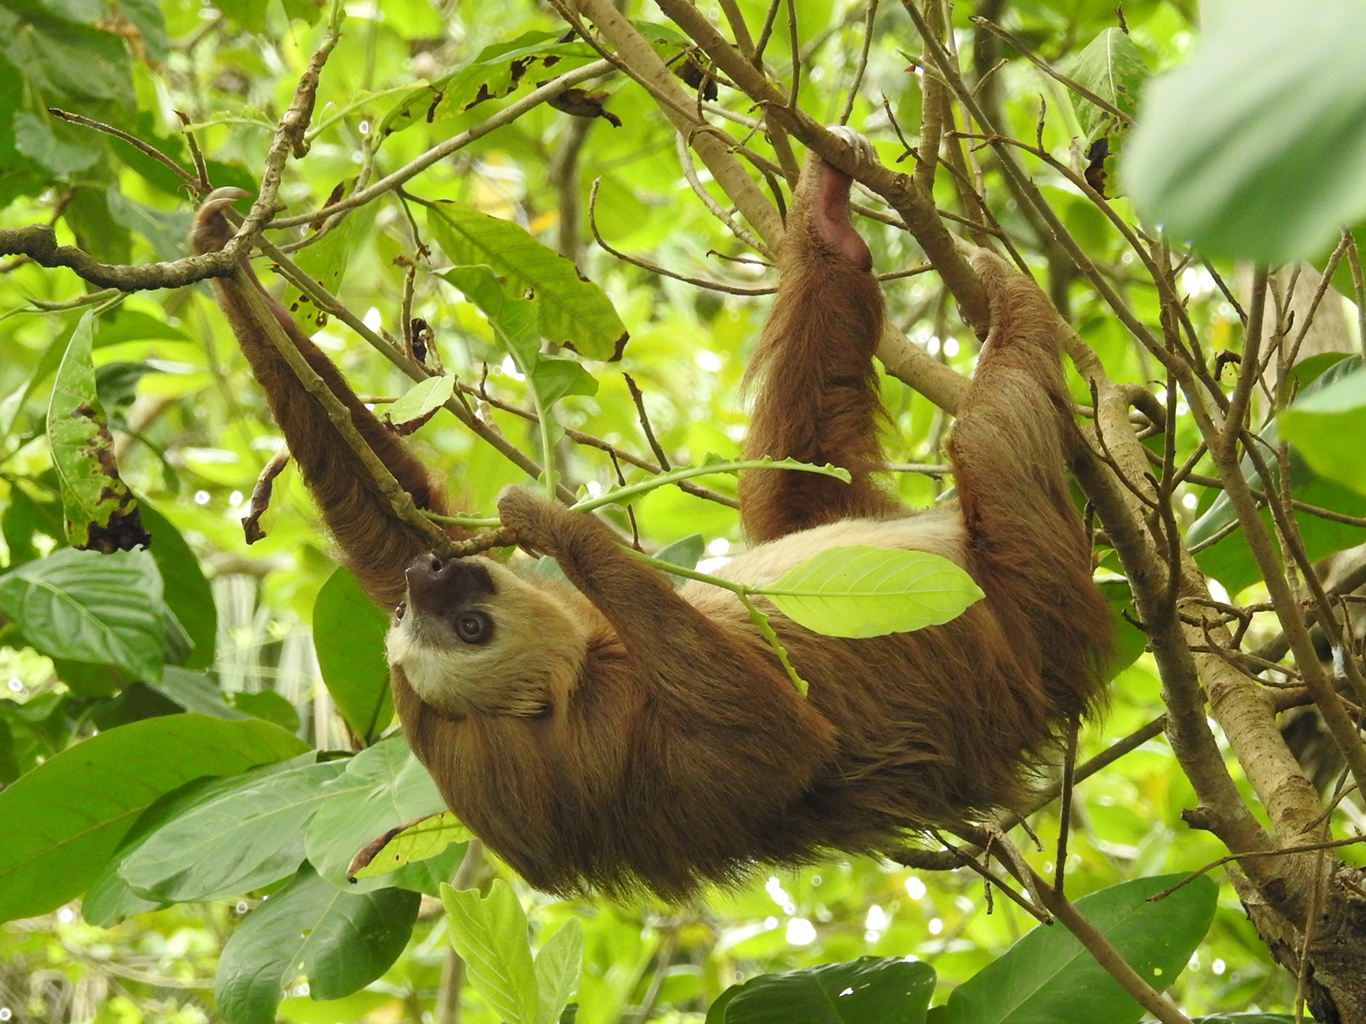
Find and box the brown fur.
[192,150,1111,901]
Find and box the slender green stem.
[569,457,850,513]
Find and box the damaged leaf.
[46,312,149,551]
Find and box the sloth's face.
[385,554,589,719]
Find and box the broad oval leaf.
[1124,0,1366,261]
[216,865,419,1024]
[722,956,936,1024]
[385,373,455,427]
[428,203,627,358]
[313,568,393,741]
[758,546,984,639]
[304,736,445,891]
[0,714,308,923]
[941,873,1218,1024]
[441,879,541,1024]
[46,311,149,550]
[0,546,167,682]
[140,500,217,670]
[118,758,345,902]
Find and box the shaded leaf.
[0,714,308,923]
[304,737,445,891]
[313,567,394,742]
[1124,0,1366,261]
[941,874,1218,1024]
[216,865,419,1024]
[723,957,936,1024]
[1070,28,1148,141]
[118,759,344,901]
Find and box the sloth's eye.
[455,610,493,645]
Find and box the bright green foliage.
[759,546,984,639]
[443,879,583,1024]
[1280,363,1366,499]
[349,811,470,880]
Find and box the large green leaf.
[1124,0,1366,261]
[720,957,936,1024]
[313,568,393,741]
[304,737,445,891]
[118,758,345,902]
[45,311,148,550]
[0,547,167,681]
[0,714,308,923]
[427,203,627,358]
[1279,363,1366,497]
[84,755,318,926]
[441,879,541,1024]
[941,874,1218,1024]
[215,866,419,1024]
[758,546,984,638]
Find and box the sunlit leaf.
[758,546,984,639]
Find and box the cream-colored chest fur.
[680,505,966,618]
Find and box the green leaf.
[530,357,599,406]
[140,500,217,670]
[1279,363,1366,498]
[428,203,627,358]
[1124,0,1366,261]
[285,200,377,331]
[378,30,596,134]
[349,811,470,880]
[0,714,308,923]
[758,546,984,639]
[85,756,318,926]
[941,874,1218,1024]
[304,737,446,891]
[1069,28,1148,140]
[534,919,584,1024]
[385,374,455,427]
[441,879,541,1024]
[215,865,419,1024]
[722,957,936,1024]
[313,568,393,742]
[655,533,705,572]
[118,759,345,901]
[46,311,149,550]
[13,111,101,174]
[0,547,167,681]
[150,668,248,720]
[1191,357,1366,592]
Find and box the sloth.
[193,133,1110,900]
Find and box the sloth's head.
[385,553,591,719]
